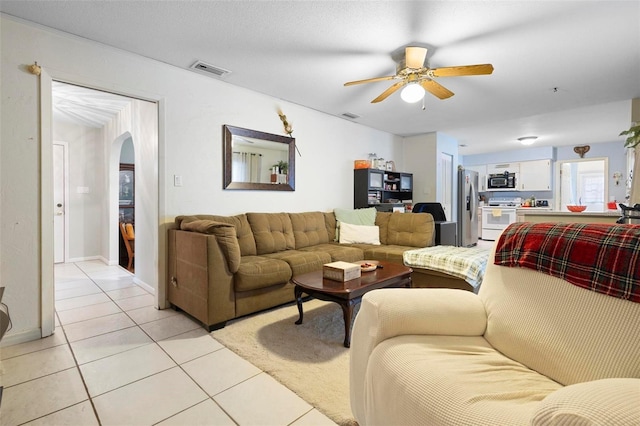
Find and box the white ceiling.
[3,1,639,155]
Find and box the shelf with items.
[354,168,413,209]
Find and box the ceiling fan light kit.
[344,46,494,104]
[401,83,426,103]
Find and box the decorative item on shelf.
[368,153,377,168]
[573,145,590,158]
[385,160,396,171]
[354,160,370,169]
[271,161,288,184]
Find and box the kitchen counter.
[517,210,620,224]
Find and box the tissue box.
[323,261,361,282]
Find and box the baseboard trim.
[0,327,42,347]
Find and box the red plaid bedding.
[494,222,640,303]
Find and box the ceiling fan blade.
[371,82,405,103]
[429,64,494,77]
[420,79,454,100]
[344,75,396,86]
[405,46,427,69]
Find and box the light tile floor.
[0,260,337,426]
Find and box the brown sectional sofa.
[167,210,441,331]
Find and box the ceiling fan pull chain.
[422,96,426,111]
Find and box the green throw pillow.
[334,207,377,241]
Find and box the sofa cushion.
[355,244,413,264]
[247,212,295,255]
[338,222,381,245]
[299,243,364,263]
[386,213,434,247]
[289,212,330,249]
[263,250,332,276]
[177,214,257,256]
[374,212,393,245]
[234,256,292,292]
[334,207,377,241]
[324,212,337,242]
[480,261,640,386]
[365,334,561,425]
[180,220,241,273]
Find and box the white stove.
[481,197,521,241]
[487,196,522,207]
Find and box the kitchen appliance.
[481,197,520,241]
[487,171,517,190]
[457,168,479,247]
[617,203,640,224]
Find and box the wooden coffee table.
[292,260,412,347]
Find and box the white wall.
[403,132,460,219]
[0,15,402,343]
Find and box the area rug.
[210,299,359,426]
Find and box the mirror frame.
[223,124,296,191]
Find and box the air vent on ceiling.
[190,60,231,78]
[341,112,360,119]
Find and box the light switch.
[174,175,183,187]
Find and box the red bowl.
[567,205,587,212]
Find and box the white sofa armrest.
[350,288,487,423]
[532,378,640,426]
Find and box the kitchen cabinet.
[465,165,488,192]
[519,159,552,191]
[354,169,413,209]
[487,162,520,174]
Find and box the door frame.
[39,70,166,337]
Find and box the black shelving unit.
[354,169,413,210]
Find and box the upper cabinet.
[487,162,520,175]
[519,159,552,191]
[468,160,552,192]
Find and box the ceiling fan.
[344,46,494,103]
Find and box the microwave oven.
[488,172,517,190]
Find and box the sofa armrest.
[531,378,640,426]
[350,288,487,423]
[181,219,241,273]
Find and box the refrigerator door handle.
[469,181,477,220]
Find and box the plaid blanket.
[403,246,490,289]
[495,222,640,303]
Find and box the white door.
[53,143,66,263]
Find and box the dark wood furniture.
[292,261,412,347]
[354,169,413,211]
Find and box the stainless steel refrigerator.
[457,167,479,247]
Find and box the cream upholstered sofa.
[350,222,640,426]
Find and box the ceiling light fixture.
[400,83,425,103]
[518,136,538,146]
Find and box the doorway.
[44,77,160,337]
[557,158,608,211]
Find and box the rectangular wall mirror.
[223,124,295,191]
